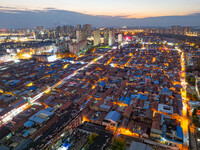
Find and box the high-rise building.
[55,26,61,38]
[109,30,115,46]
[118,34,123,43]
[171,26,189,35]
[69,40,87,54]
[183,27,191,34]
[33,32,36,39]
[76,24,81,30]
[76,30,82,42]
[66,25,76,38]
[104,30,109,45]
[83,24,92,39]
[41,26,44,32]
[93,30,100,46]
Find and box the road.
[0,48,190,149]
[0,52,108,127]
[179,50,190,150]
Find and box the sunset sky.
[1,0,200,18]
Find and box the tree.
[186,75,195,86]
[86,47,95,55]
[111,137,126,150]
[186,67,193,73]
[192,94,198,101]
[195,58,200,73]
[193,115,199,126]
[88,133,98,145]
[192,109,197,116]
[190,77,195,86]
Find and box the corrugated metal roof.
[100,82,105,87]
[48,70,55,75]
[177,126,183,139]
[100,104,111,110]
[24,121,34,127]
[0,145,10,150]
[29,109,53,124]
[104,111,120,123]
[13,99,26,108]
[129,141,152,150]
[22,130,30,137]
[27,86,37,91]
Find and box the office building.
[76,30,82,42]
[93,30,100,46]
[69,40,87,54]
[83,24,92,39]
[76,24,81,30]
[109,30,115,46]
[104,30,109,45]
[118,34,123,43]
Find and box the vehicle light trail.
[0,53,108,127]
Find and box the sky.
[1,0,200,18]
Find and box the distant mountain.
[0,8,200,28]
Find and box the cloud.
[0,6,58,13]
[44,8,57,10]
[0,6,42,13]
[0,6,15,9]
[0,8,199,28]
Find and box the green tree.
[193,115,199,126]
[195,58,200,72]
[88,133,98,145]
[186,75,195,86]
[192,94,198,101]
[192,109,197,116]
[190,77,195,86]
[111,137,126,150]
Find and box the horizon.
[0,8,200,29]
[1,0,200,28]
[1,0,200,18]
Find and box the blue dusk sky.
[1,0,200,18]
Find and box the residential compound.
[144,26,192,36]
[0,33,198,150]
